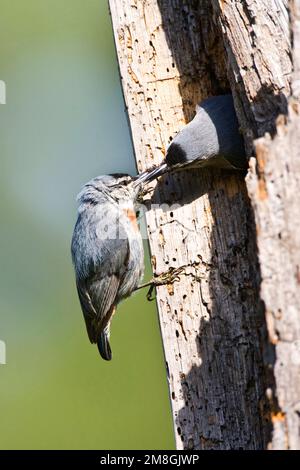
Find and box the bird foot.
[137,266,184,301]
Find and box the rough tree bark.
[109,0,272,450]
[212,0,300,449]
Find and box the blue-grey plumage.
[135,94,247,185]
[71,174,144,360]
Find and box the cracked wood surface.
[212,0,292,153]
[213,0,300,449]
[109,0,270,449]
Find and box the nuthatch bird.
[71,174,144,361]
[136,94,247,184]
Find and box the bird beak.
[133,163,168,187]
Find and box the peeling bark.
[247,107,300,449]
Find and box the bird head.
[76,173,144,209]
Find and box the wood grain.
[109,0,272,449]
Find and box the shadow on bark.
[154,0,282,449]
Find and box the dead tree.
[211,0,300,450]
[109,0,300,449]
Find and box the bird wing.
[76,237,129,344]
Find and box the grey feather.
[71,174,144,360]
[98,327,112,361]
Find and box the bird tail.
[97,325,112,361]
[133,162,168,186]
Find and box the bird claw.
[139,267,185,301]
[146,285,156,301]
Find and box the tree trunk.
[212,0,300,449]
[109,0,272,450]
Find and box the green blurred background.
[0,0,173,449]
